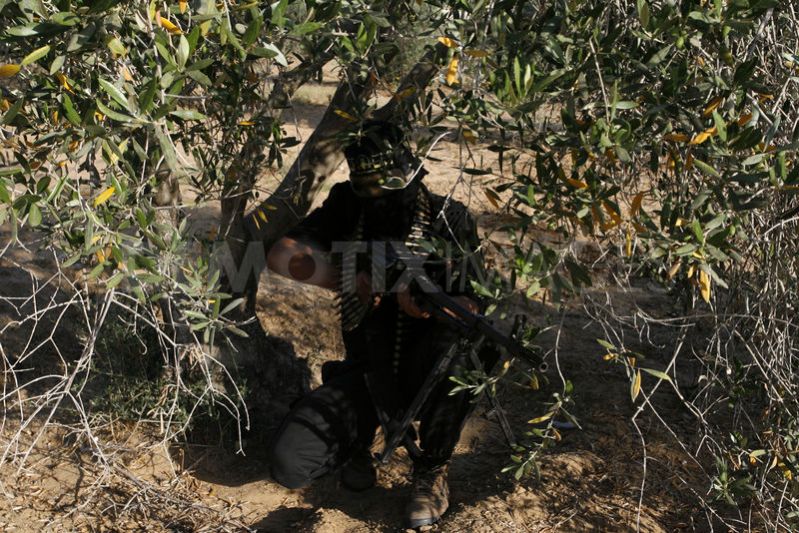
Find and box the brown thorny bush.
[1,0,798,529]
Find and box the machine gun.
[369,244,548,463]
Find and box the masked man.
[266,120,497,528]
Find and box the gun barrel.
[417,287,547,372]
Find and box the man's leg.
[403,342,500,528]
[269,368,377,489]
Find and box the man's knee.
[269,436,313,489]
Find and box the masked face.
[344,120,418,197]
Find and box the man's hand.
[446,296,479,316]
[356,272,381,308]
[397,284,431,319]
[397,285,479,321]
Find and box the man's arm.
[267,237,339,290]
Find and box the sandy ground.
[0,81,713,532]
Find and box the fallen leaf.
[445,57,459,85]
[0,64,21,78]
[94,186,116,207]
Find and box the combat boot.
[340,448,377,491]
[404,463,449,528]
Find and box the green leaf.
[0,180,10,203]
[106,272,125,289]
[6,25,40,37]
[62,94,81,126]
[271,0,288,28]
[50,11,80,25]
[712,110,727,142]
[98,78,132,112]
[170,109,207,120]
[187,70,211,86]
[95,99,134,123]
[742,153,767,166]
[177,35,190,68]
[675,243,698,255]
[292,22,323,35]
[0,166,23,178]
[637,0,650,29]
[641,368,671,381]
[1,98,24,125]
[21,44,51,65]
[251,43,287,66]
[49,54,65,74]
[28,203,41,227]
[140,78,158,113]
[155,128,181,176]
[106,37,127,56]
[647,44,673,66]
[694,159,720,178]
[596,339,615,351]
[691,219,704,243]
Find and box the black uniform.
[269,178,497,489]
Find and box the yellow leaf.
[702,96,723,117]
[257,209,268,222]
[251,214,261,230]
[464,49,490,58]
[686,264,696,279]
[56,72,73,93]
[737,113,752,126]
[667,261,681,279]
[462,129,477,142]
[179,0,188,13]
[529,374,539,390]
[664,133,689,143]
[334,109,357,122]
[121,66,134,82]
[159,17,182,34]
[630,192,644,216]
[690,127,717,145]
[0,64,21,78]
[437,36,458,48]
[393,86,416,101]
[528,412,553,425]
[631,369,642,401]
[698,269,711,303]
[69,140,80,152]
[0,98,10,111]
[238,120,255,126]
[445,57,459,85]
[603,353,617,361]
[566,177,589,189]
[602,201,622,225]
[94,186,116,207]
